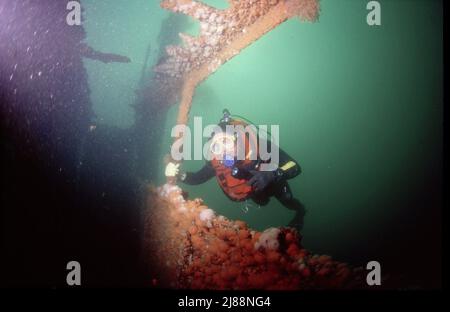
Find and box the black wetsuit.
[181,146,305,229]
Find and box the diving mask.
[210,132,236,166]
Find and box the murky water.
[1,0,442,288]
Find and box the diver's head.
[209,131,237,167]
[210,109,237,167]
[219,108,232,124]
[210,109,257,168]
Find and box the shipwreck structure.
[155,0,320,126]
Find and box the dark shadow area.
[331,167,442,289]
[0,0,132,287]
[0,0,192,287]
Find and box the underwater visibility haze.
[0,0,442,289]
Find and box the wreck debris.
[79,43,131,64]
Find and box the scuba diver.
[165,110,305,229]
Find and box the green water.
[83,0,442,267]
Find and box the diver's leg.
[251,192,270,206]
[274,182,306,230]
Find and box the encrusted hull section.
[144,184,364,289]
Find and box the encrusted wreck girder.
[155,0,320,126]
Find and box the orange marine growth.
[143,184,365,290]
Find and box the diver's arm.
[260,140,300,180]
[181,162,215,185]
[276,147,301,180]
[248,146,300,192]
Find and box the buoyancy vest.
[210,120,259,201]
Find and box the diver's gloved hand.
[165,162,180,177]
[247,170,277,193]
